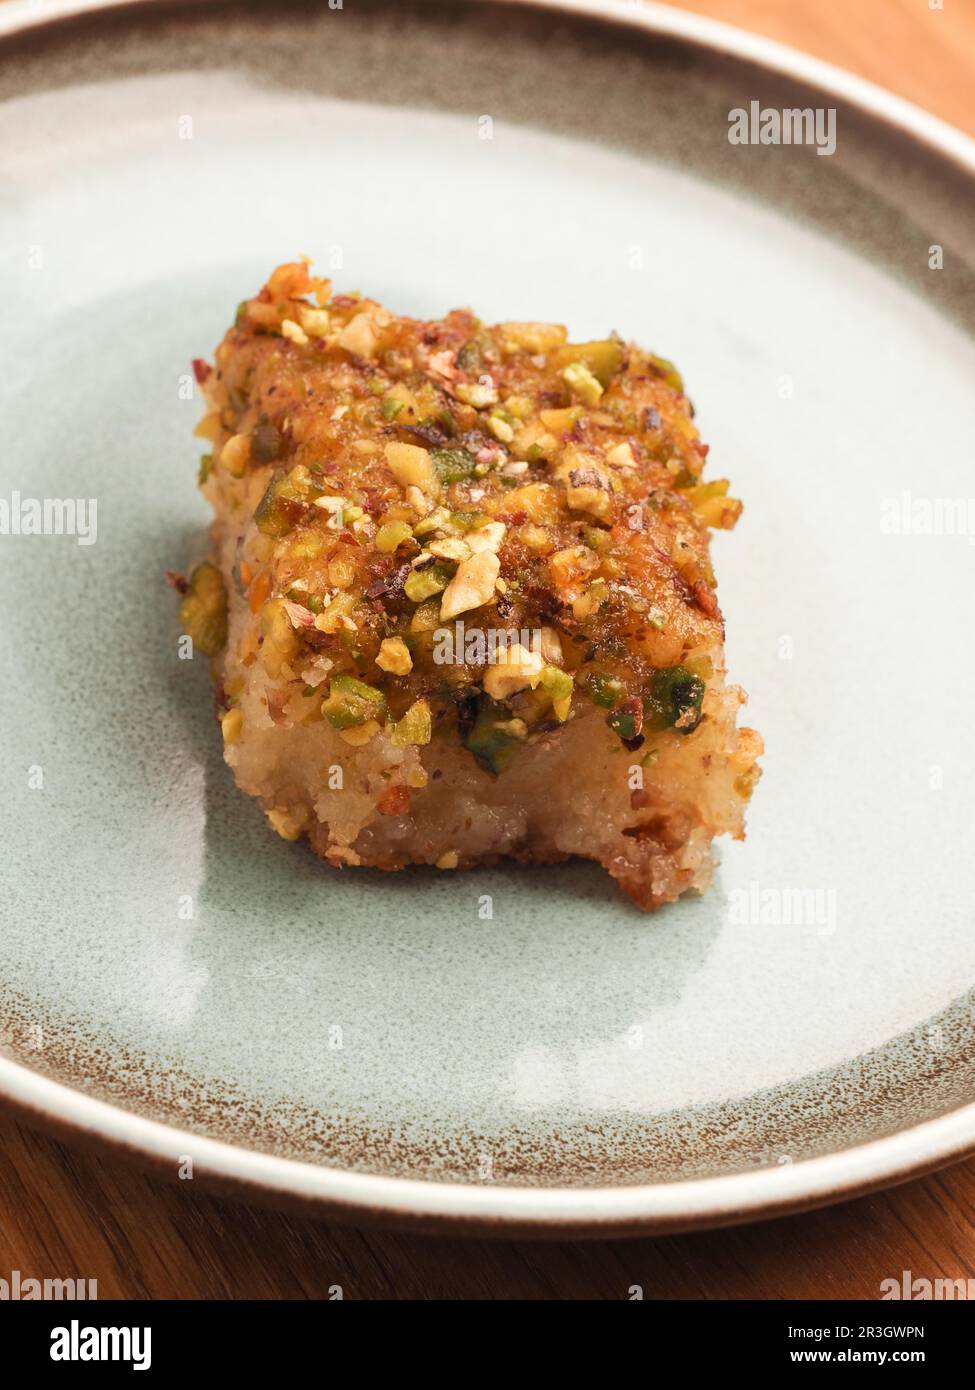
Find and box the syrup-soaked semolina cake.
[181,260,761,910]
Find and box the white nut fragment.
[267,806,309,840]
[540,626,563,664]
[281,600,316,629]
[220,432,251,477]
[498,322,568,353]
[554,447,613,519]
[483,643,545,700]
[561,360,603,405]
[384,441,439,496]
[440,550,500,621]
[298,304,330,336]
[605,441,637,468]
[313,493,350,529]
[487,415,514,443]
[428,536,471,562]
[336,313,378,358]
[455,380,498,408]
[302,654,334,688]
[405,485,429,514]
[494,716,529,739]
[376,636,413,675]
[339,719,381,746]
[280,318,310,346]
[465,521,506,555]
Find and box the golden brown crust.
[186,260,761,909]
[196,260,743,744]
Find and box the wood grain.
[2,0,974,1300]
[672,0,975,138]
[1,1116,973,1299]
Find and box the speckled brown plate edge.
[3,1054,975,1237]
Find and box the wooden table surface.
[3,0,974,1300]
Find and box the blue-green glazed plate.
[1,0,974,1234]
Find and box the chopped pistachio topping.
[322,674,387,729]
[376,520,414,554]
[404,561,454,603]
[645,666,706,734]
[193,258,738,791]
[464,695,523,775]
[430,447,479,484]
[540,665,573,702]
[390,697,432,746]
[180,561,227,656]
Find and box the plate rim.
[2,1054,975,1236]
[3,0,973,169]
[2,0,974,1235]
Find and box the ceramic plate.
[2,0,974,1236]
